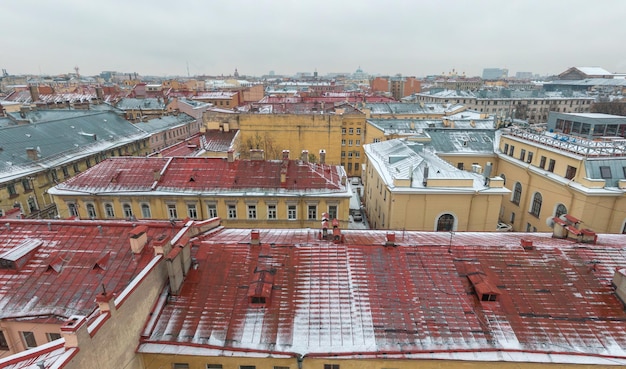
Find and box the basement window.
[206,365,223,369]
[173,364,189,369]
[240,366,256,369]
[324,365,340,369]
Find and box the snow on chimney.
[250,230,260,245]
[301,150,309,162]
[282,150,289,161]
[319,149,326,164]
[60,315,88,349]
[128,225,148,253]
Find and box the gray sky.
[2,0,625,78]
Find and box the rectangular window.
[187,204,198,219]
[141,204,151,218]
[7,183,16,196]
[207,365,223,369]
[173,364,190,369]
[348,139,353,146]
[527,151,533,164]
[547,159,555,172]
[348,128,354,134]
[207,203,217,218]
[457,162,464,170]
[21,331,37,349]
[356,139,361,146]
[288,205,297,220]
[324,365,339,369]
[509,145,515,157]
[86,158,91,168]
[600,166,612,179]
[373,138,380,143]
[248,204,257,219]
[565,165,577,180]
[519,149,526,161]
[22,179,32,192]
[341,128,346,134]
[341,151,345,158]
[240,366,256,369]
[328,205,337,220]
[308,205,317,220]
[0,331,8,350]
[73,163,80,173]
[228,204,237,219]
[267,204,277,219]
[356,128,361,134]
[46,332,62,342]
[167,204,178,219]
[355,151,360,158]
[341,139,346,146]
[539,156,546,169]
[62,166,70,178]
[503,143,509,154]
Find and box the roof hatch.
[0,238,43,271]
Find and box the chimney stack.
[28,85,39,102]
[250,149,264,161]
[227,149,235,163]
[301,150,309,162]
[26,147,39,161]
[95,86,104,102]
[60,315,88,349]
[319,149,326,164]
[282,149,290,161]
[250,230,260,246]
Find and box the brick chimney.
[227,149,235,163]
[95,86,104,102]
[95,290,116,314]
[26,147,39,161]
[250,149,264,161]
[319,149,326,164]
[250,230,260,246]
[129,225,148,253]
[28,85,39,102]
[60,315,88,349]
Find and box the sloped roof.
[427,129,496,154]
[115,98,166,110]
[0,219,183,321]
[0,111,148,181]
[133,114,195,134]
[139,229,626,364]
[573,67,613,76]
[50,156,348,196]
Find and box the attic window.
[467,271,500,302]
[0,238,43,270]
[600,166,612,179]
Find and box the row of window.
[341,128,361,135]
[174,364,339,369]
[68,202,339,221]
[503,143,557,173]
[340,139,361,146]
[510,182,570,220]
[0,330,61,351]
[340,151,360,158]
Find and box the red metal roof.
[54,156,345,194]
[0,219,184,321]
[140,230,626,363]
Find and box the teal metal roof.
[0,111,148,180]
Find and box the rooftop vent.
[0,238,43,270]
[467,271,500,302]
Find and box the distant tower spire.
[234,68,239,78]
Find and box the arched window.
[141,203,151,218]
[555,204,567,218]
[86,203,96,219]
[437,213,455,231]
[530,192,542,218]
[123,203,133,218]
[512,182,522,205]
[68,203,78,217]
[104,203,115,218]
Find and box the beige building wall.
[340,113,366,177]
[363,158,505,231]
[497,135,626,233]
[140,352,615,369]
[62,256,169,369]
[0,320,63,356]
[52,194,351,229]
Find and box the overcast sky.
[2,0,625,78]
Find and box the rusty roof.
[50,156,347,196]
[0,219,184,322]
[139,229,626,364]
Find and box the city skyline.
[1,0,626,78]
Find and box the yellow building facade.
[204,111,344,163]
[363,138,508,231]
[497,130,626,233]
